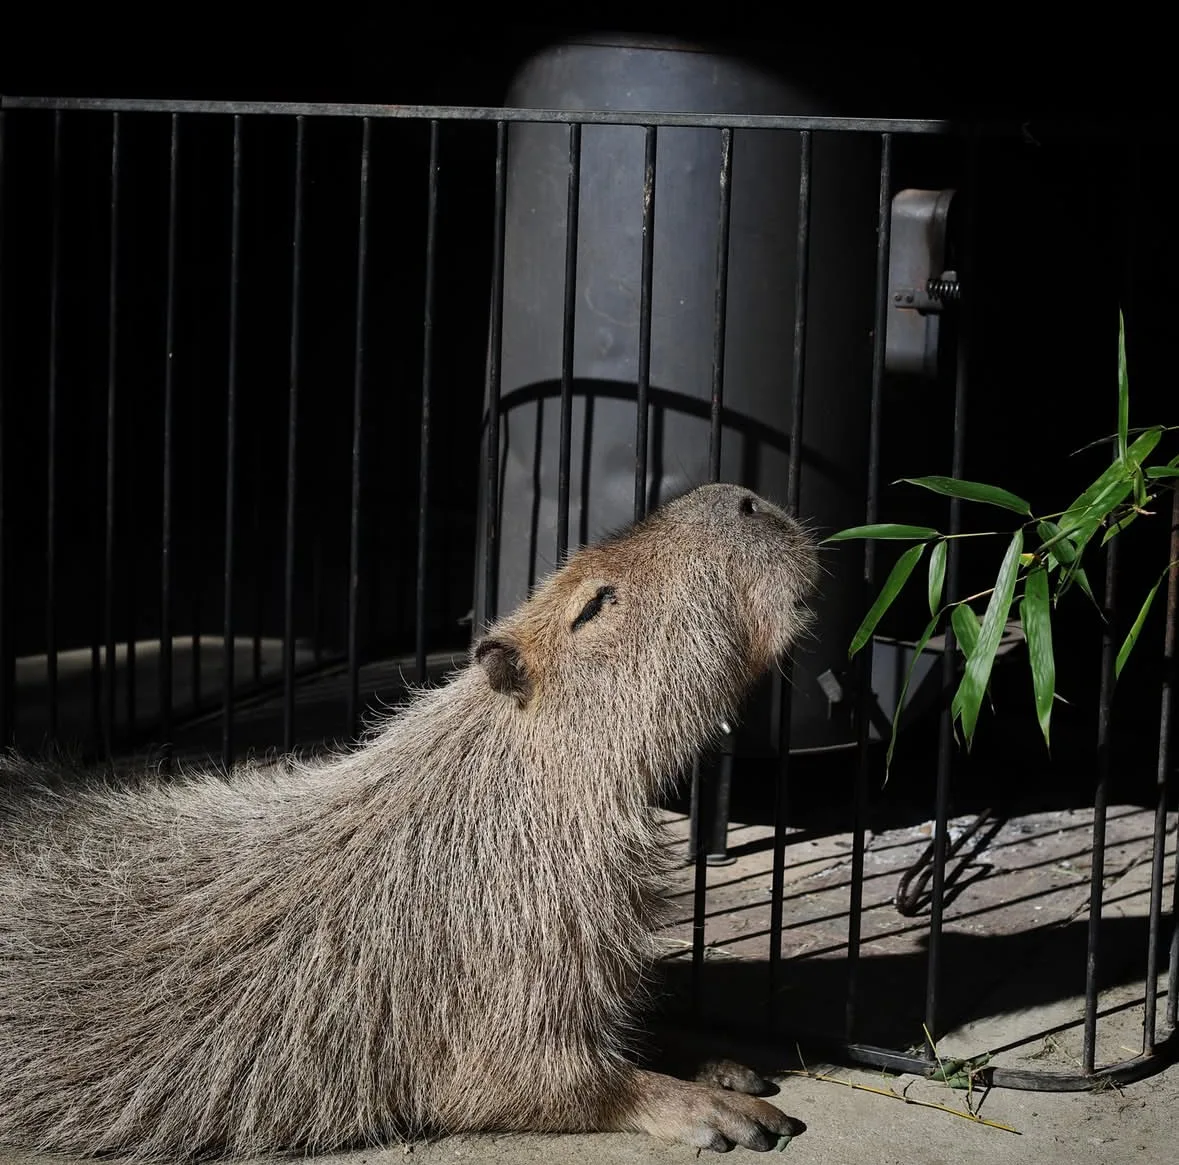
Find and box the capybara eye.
[571,585,616,631]
[739,496,758,516]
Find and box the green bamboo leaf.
[1020,567,1055,751]
[1036,519,1081,564]
[1055,481,1134,599]
[1071,425,1179,457]
[1121,429,1164,471]
[884,613,939,784]
[1061,427,1163,547]
[952,531,1024,745]
[930,1052,991,1088]
[898,475,1031,516]
[950,600,995,720]
[848,544,926,659]
[951,603,980,658]
[1145,465,1179,478]
[1117,309,1129,466]
[927,540,947,616]
[1064,476,1136,546]
[822,524,940,544]
[1072,565,1096,606]
[1102,509,1141,545]
[1056,558,1098,608]
[1115,564,1177,679]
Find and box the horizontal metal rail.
[0,96,960,133]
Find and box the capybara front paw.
[616,1070,804,1153]
[675,1088,803,1153]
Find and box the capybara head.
[471,483,817,786]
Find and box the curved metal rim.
[680,1018,1179,1093]
[834,1029,1179,1092]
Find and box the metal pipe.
[46,110,62,742]
[0,110,7,746]
[1,97,961,136]
[633,126,657,521]
[708,128,732,484]
[1145,485,1178,1047]
[925,136,976,1054]
[102,112,120,760]
[556,122,581,561]
[769,129,811,1026]
[282,115,305,751]
[415,120,439,684]
[846,131,893,1041]
[1083,533,1119,1071]
[221,115,242,770]
[160,113,179,766]
[346,117,371,738]
[482,121,508,627]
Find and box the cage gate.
[0,92,1176,1095]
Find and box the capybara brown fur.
[0,482,817,1161]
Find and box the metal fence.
[0,94,1175,1094]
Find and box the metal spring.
[926,276,961,303]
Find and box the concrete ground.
[313,1068,1178,1165]
[1,1051,1173,1165]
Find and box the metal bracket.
[885,188,957,378]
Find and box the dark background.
[5,15,1174,121]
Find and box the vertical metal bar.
[191,417,202,712]
[125,566,136,735]
[45,111,62,742]
[633,126,657,522]
[689,126,734,1014]
[556,122,581,561]
[251,477,262,686]
[846,131,893,1041]
[707,753,736,861]
[346,117,371,737]
[0,110,7,746]
[191,587,202,711]
[1147,486,1178,1045]
[1083,531,1119,1071]
[708,128,733,484]
[90,624,100,743]
[1115,144,1167,1056]
[102,112,121,760]
[221,115,242,771]
[483,120,508,627]
[124,124,138,741]
[1166,493,1179,1031]
[783,132,811,522]
[312,523,323,666]
[769,129,811,1024]
[160,113,179,767]
[281,115,305,753]
[690,757,708,1013]
[414,120,439,685]
[924,141,977,1056]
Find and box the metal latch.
[885,189,958,379]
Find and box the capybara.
[0,482,817,1161]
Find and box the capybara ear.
[474,635,533,707]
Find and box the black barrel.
[475,35,880,753]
